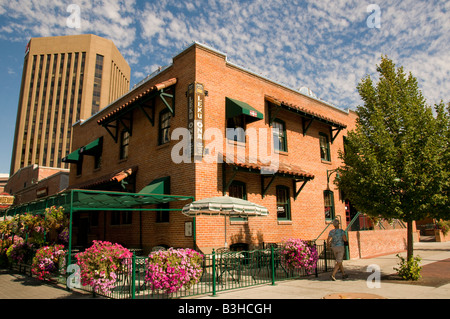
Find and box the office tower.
[10,34,130,175]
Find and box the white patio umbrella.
[182,195,269,248]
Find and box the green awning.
[5,189,193,215]
[80,137,103,156]
[139,176,170,195]
[62,149,81,163]
[226,97,264,122]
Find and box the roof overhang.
[265,95,347,143]
[97,78,177,142]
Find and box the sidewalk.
[0,269,94,299]
[196,241,450,299]
[0,241,449,299]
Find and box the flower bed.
[280,238,318,274]
[75,241,132,295]
[144,248,204,294]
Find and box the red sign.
[0,193,14,209]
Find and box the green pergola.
[4,189,194,267]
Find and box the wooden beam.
[261,175,276,198]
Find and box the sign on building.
[187,82,205,161]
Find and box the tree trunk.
[407,220,414,261]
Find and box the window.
[324,190,335,220]
[229,181,247,222]
[122,211,132,225]
[91,54,103,115]
[111,211,121,225]
[273,119,287,152]
[90,212,99,227]
[159,109,171,145]
[76,159,83,176]
[276,186,291,220]
[156,203,170,223]
[94,153,102,169]
[319,133,331,161]
[226,115,246,143]
[120,130,130,160]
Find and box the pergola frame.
[4,189,194,268]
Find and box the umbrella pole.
[224,215,227,248]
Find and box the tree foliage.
[336,56,449,258]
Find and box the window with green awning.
[80,137,103,156]
[139,176,170,195]
[62,149,81,163]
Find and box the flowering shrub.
[75,241,132,295]
[58,227,70,244]
[45,206,69,231]
[280,238,318,274]
[0,235,23,266]
[144,248,204,294]
[31,245,66,280]
[6,240,34,264]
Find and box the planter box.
[435,230,450,242]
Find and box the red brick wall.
[193,45,358,252]
[348,229,408,259]
[6,165,68,205]
[68,43,359,254]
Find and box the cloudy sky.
[0,0,448,174]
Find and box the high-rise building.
[9,34,130,175]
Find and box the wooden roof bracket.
[302,117,314,136]
[261,174,277,198]
[293,177,313,200]
[330,126,343,144]
[222,164,238,195]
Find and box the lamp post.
[326,169,340,190]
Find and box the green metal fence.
[53,242,332,299]
[5,242,334,299]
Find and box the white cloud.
[0,0,448,108]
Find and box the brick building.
[65,43,358,254]
[5,164,69,206]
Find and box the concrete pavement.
[0,241,449,299]
[196,241,450,299]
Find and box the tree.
[336,56,449,261]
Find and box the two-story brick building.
[64,43,358,254]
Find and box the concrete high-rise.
[10,34,130,175]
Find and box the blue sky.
[0,0,448,175]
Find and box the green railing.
[5,242,333,299]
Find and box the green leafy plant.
[436,220,450,236]
[394,254,422,281]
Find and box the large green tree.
[336,56,449,260]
